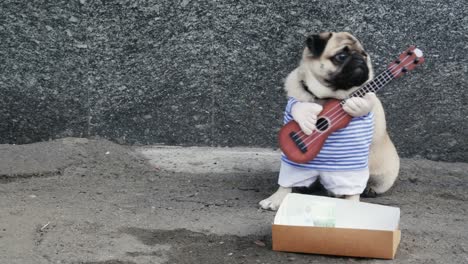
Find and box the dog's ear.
[306,32,332,58]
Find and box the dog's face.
[301,32,372,93]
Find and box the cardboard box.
[272,193,401,259]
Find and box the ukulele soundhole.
[316,117,329,132]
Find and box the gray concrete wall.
[0,0,467,162]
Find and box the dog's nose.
[350,64,369,86]
[354,66,365,74]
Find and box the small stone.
[69,16,79,23]
[409,177,418,184]
[75,43,88,49]
[254,240,266,247]
[180,0,190,7]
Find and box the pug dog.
[259,32,400,210]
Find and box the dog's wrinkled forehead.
[305,32,365,58]
[325,32,365,56]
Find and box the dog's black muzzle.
[327,54,369,90]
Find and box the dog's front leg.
[259,186,292,211]
[344,194,360,201]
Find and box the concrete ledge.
[138,146,282,174]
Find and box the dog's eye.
[334,52,348,62]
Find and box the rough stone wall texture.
[0,0,467,162]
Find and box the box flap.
[274,193,400,231]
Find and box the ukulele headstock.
[387,46,425,78]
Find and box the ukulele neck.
[339,69,394,105]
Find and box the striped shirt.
[281,97,374,171]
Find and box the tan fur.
[285,32,399,194]
[260,32,399,210]
[290,32,374,101]
[368,99,400,193]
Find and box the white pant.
[278,161,369,196]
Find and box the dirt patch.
[121,227,346,264]
[0,137,150,182]
[79,261,137,264]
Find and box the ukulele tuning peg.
[413,48,423,58]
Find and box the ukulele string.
[291,56,406,143]
[300,71,398,148]
[290,71,391,142]
[301,58,415,149]
[292,53,412,142]
[305,59,412,150]
[292,60,404,142]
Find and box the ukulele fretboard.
[339,69,394,105]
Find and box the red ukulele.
[279,46,425,164]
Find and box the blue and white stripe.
[282,97,374,171]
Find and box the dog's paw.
[259,187,292,211]
[259,198,280,211]
[343,92,376,117]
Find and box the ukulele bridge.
[289,132,308,153]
